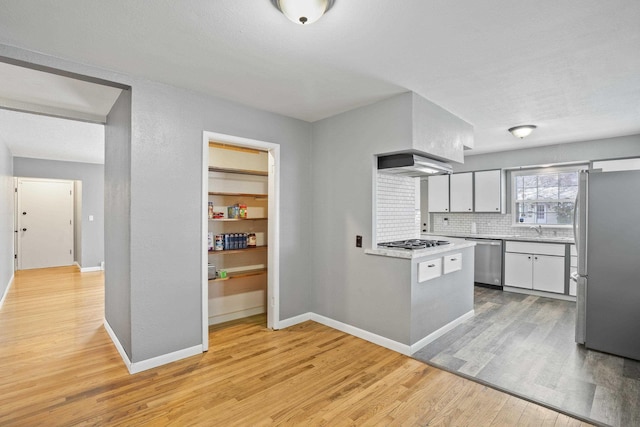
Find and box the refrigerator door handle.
[573,192,579,249]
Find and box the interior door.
[17,178,74,270]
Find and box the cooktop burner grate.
[378,239,450,250]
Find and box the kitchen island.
[364,237,476,354]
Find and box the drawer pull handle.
[450,258,457,261]
[428,264,436,268]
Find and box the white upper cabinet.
[428,175,450,212]
[450,173,473,212]
[592,158,640,172]
[474,169,503,213]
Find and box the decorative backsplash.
[430,212,575,239]
[376,173,420,243]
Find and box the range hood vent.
[377,154,453,177]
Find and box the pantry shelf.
[208,246,268,255]
[208,192,268,198]
[209,217,268,222]
[209,166,268,177]
[209,268,267,282]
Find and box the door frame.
[201,131,281,351]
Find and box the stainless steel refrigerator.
[573,169,640,361]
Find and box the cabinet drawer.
[418,258,442,282]
[443,253,462,274]
[505,241,565,256]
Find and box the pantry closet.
[206,142,269,326]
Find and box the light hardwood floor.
[0,267,593,426]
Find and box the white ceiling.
[0,109,105,164]
[0,0,639,158]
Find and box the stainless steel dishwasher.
[465,238,503,288]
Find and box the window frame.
[511,165,586,228]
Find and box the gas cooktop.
[378,239,450,250]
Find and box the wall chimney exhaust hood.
[377,153,453,177]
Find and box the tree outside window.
[512,167,584,226]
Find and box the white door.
[17,178,74,270]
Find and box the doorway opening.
[201,131,280,350]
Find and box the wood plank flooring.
[0,267,592,426]
[414,287,640,427]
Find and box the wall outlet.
[443,217,449,225]
[356,235,362,248]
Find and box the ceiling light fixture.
[272,0,335,25]
[508,125,537,139]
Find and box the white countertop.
[422,232,574,244]
[365,236,475,259]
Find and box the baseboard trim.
[276,312,313,330]
[103,318,133,373]
[129,345,203,375]
[504,286,576,302]
[0,273,15,310]
[409,310,475,354]
[309,313,411,355]
[104,318,203,375]
[80,266,102,273]
[208,306,265,326]
[276,311,476,357]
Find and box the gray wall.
[13,157,105,269]
[1,44,313,364]
[456,134,640,172]
[0,140,13,301]
[310,95,418,340]
[105,89,132,359]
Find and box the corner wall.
[0,139,13,304]
[310,94,416,343]
[105,88,133,359]
[13,157,105,269]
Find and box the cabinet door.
[450,173,473,212]
[474,170,502,213]
[533,255,565,293]
[504,252,533,289]
[428,175,450,213]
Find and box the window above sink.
[511,165,587,227]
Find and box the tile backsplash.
[430,212,575,239]
[376,173,419,242]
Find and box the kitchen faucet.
[529,224,543,235]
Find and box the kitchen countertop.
[422,232,574,244]
[365,236,475,259]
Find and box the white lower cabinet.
[532,255,565,293]
[504,252,533,289]
[504,241,566,294]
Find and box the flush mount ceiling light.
[508,125,537,139]
[272,0,335,25]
